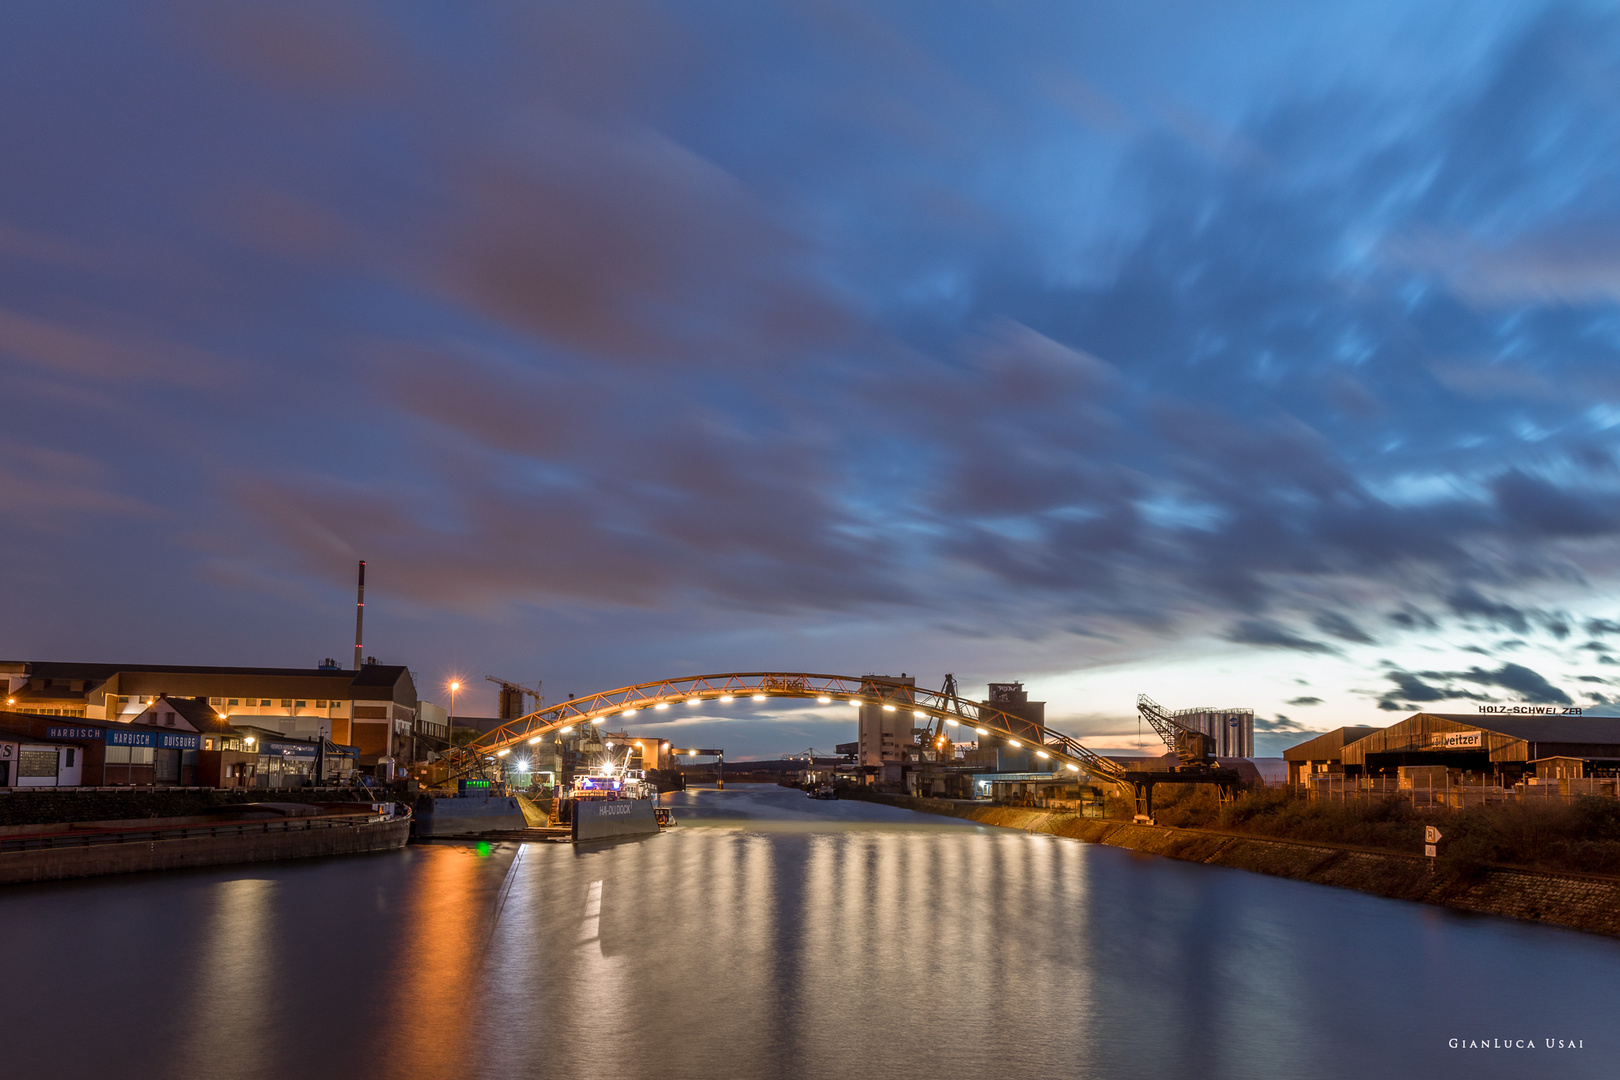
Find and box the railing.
[0,811,401,854]
[430,672,1133,793]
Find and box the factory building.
[968,683,1046,773]
[856,674,918,769]
[1335,712,1620,784]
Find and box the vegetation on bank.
[1138,785,1620,878]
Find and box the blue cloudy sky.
[5,2,1620,756]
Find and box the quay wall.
[858,792,1620,938]
[0,817,411,886]
[0,788,380,828]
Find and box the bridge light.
[655,703,670,711]
[560,725,573,734]
[720,695,734,702]
[882,705,896,712]
[913,710,925,719]
[1066,764,1080,772]
[945,719,958,727]
[592,717,607,725]
[687,698,700,706]
[817,696,832,704]
[850,700,861,707]
[623,708,639,715]
[528,736,542,745]
[975,727,988,736]
[752,694,766,702]
[496,748,510,757]
[1008,739,1021,748]
[1036,750,1049,759]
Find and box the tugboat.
[809,783,838,800]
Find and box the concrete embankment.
[859,792,1620,938]
[0,813,410,885]
[0,787,381,828]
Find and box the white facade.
[11,743,82,787]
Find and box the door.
[154,747,181,784]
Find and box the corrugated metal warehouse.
[1339,713,1620,783]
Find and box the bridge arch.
[429,672,1130,793]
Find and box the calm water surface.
[3,785,1617,1080]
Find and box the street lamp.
[448,681,460,749]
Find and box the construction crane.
[486,676,544,721]
[1136,694,1217,767]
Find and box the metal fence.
[1299,775,1616,809]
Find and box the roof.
[1409,713,1620,744]
[2,660,411,683]
[147,696,236,734]
[1282,726,1381,761]
[1,660,417,707]
[0,710,170,742]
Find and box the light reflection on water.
[3,784,1620,1080]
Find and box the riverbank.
[855,790,1620,938]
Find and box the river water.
[3,785,1618,1079]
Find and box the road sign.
[1424,844,1437,858]
[1425,826,1442,844]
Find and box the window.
[118,696,129,704]
[295,700,307,709]
[228,699,239,706]
[209,697,222,706]
[19,750,57,778]
[132,747,153,765]
[280,699,292,708]
[316,700,327,708]
[260,699,271,707]
[106,745,130,764]
[204,738,214,751]
[65,748,75,767]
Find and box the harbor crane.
[487,676,544,721]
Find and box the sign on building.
[1435,730,1482,749]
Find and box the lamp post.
[448,681,460,750]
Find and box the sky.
[5,2,1620,757]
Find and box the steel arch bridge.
[427,672,1131,793]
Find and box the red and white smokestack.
[353,560,366,671]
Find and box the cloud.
[1446,588,1531,635]
[1387,605,1438,631]
[1286,695,1323,706]
[1221,619,1338,654]
[1455,662,1572,706]
[9,2,1620,693]
[1255,713,1315,734]
[1312,610,1375,644]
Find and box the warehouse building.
[1338,712,1620,785]
[1283,726,1379,784]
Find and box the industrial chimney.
[353,560,366,672]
